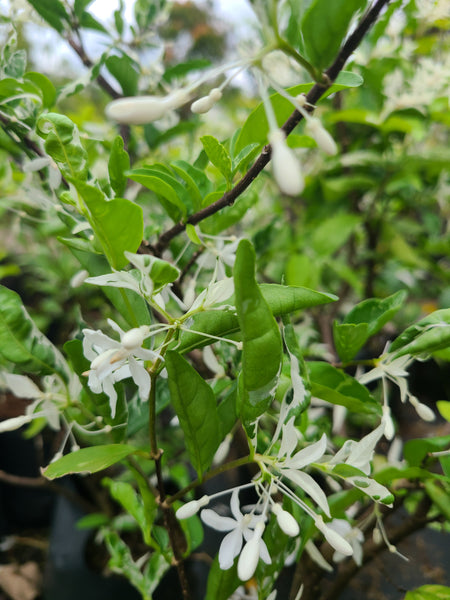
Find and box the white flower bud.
[410,396,435,422]
[121,327,147,350]
[208,88,222,103]
[315,516,353,556]
[272,504,300,537]
[191,88,222,114]
[237,522,265,581]
[382,405,395,440]
[191,95,214,114]
[176,495,210,519]
[269,129,304,196]
[105,90,189,125]
[305,117,338,156]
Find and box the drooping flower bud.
[410,396,435,421]
[237,521,266,581]
[176,495,210,519]
[305,117,338,156]
[191,88,223,114]
[105,90,189,125]
[315,515,353,556]
[271,504,300,537]
[382,405,395,440]
[269,129,304,196]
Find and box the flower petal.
[283,469,331,517]
[200,509,237,532]
[286,433,327,470]
[218,528,243,569]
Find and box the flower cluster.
[177,407,391,582]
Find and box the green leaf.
[235,71,363,153]
[301,0,367,70]
[334,291,407,362]
[404,585,450,600]
[166,351,221,477]
[308,362,381,414]
[423,482,450,520]
[205,556,240,600]
[170,161,204,212]
[390,309,450,358]
[200,135,233,182]
[127,167,187,220]
[71,180,143,270]
[333,322,369,363]
[176,283,337,354]
[344,290,407,336]
[37,113,88,180]
[0,285,69,381]
[403,436,450,467]
[437,401,450,422]
[103,478,155,545]
[26,0,70,33]
[234,240,283,420]
[42,444,137,480]
[108,135,130,197]
[311,213,360,256]
[105,54,140,96]
[163,59,211,82]
[24,72,56,109]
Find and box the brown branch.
[66,35,122,100]
[152,0,392,256]
[320,495,434,600]
[295,495,434,600]
[0,469,96,514]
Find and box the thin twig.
[152,0,392,256]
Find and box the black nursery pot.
[43,482,141,600]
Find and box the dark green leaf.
[105,54,140,96]
[24,72,56,109]
[333,322,369,363]
[301,0,367,70]
[403,436,450,467]
[176,284,337,354]
[308,362,380,414]
[234,240,282,421]
[205,556,240,600]
[26,0,70,33]
[166,351,221,477]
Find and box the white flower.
[329,423,385,476]
[0,373,81,432]
[358,353,434,425]
[327,519,364,565]
[105,90,190,125]
[82,319,158,417]
[269,129,304,196]
[200,489,270,572]
[276,432,331,517]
